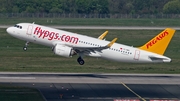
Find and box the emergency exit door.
[134,50,140,60]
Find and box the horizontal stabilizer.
[148,56,171,62]
[149,56,164,61]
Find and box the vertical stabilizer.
[139,28,175,55]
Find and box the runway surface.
[1,25,180,30]
[0,72,180,84]
[0,72,180,101]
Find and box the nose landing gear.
[23,41,29,51]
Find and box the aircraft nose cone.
[6,27,13,35]
[6,27,11,34]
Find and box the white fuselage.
[6,23,171,63]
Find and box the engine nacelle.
[54,44,76,57]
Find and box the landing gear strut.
[23,41,29,51]
[77,57,85,65]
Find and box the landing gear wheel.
[23,47,27,51]
[77,57,85,65]
[23,41,29,51]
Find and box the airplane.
[6,23,175,65]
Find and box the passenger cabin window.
[14,24,22,29]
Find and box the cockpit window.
[14,24,18,27]
[14,24,22,29]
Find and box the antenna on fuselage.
[32,22,35,24]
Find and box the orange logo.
[146,30,169,49]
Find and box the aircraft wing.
[72,46,107,53]
[68,38,117,52]
[52,38,117,57]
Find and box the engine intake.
[54,44,76,57]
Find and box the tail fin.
[139,28,175,55]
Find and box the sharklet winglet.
[98,31,108,40]
[106,38,118,48]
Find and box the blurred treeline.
[1,0,180,14]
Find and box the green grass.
[0,84,44,101]
[1,28,180,73]
[1,18,180,26]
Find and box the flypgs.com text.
[33,27,79,44]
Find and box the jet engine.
[54,44,76,57]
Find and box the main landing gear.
[77,57,85,65]
[23,41,29,51]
